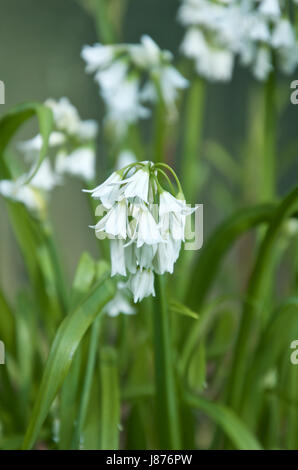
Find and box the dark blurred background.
[0,0,297,300]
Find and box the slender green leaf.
[184,392,262,450]
[22,274,116,450]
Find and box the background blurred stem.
[262,72,277,202]
[182,77,205,203]
[153,275,181,449]
[94,0,116,43]
[72,316,101,449]
[42,223,68,314]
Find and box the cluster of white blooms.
[178,0,298,82]
[85,161,196,302]
[0,98,98,215]
[81,35,188,136]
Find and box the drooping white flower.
[159,66,189,107]
[248,14,271,43]
[159,191,196,241]
[123,168,150,202]
[87,161,197,302]
[253,46,273,81]
[153,237,181,275]
[95,60,128,96]
[130,35,164,68]
[131,203,163,248]
[94,198,128,240]
[128,268,155,303]
[110,239,127,277]
[81,43,115,72]
[83,171,122,209]
[180,28,208,60]
[258,0,280,19]
[271,19,296,49]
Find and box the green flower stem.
[100,347,120,450]
[227,186,298,414]
[262,71,277,202]
[94,0,116,44]
[42,223,68,314]
[71,316,102,449]
[182,77,205,203]
[153,101,167,164]
[152,275,181,449]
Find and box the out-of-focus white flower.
[104,77,150,135]
[278,42,298,74]
[116,150,137,170]
[159,66,189,106]
[0,179,42,212]
[30,158,60,191]
[76,120,98,141]
[178,0,298,81]
[86,161,197,302]
[130,35,165,67]
[56,147,96,182]
[103,284,136,317]
[128,268,155,303]
[248,14,271,43]
[81,43,115,72]
[271,19,296,49]
[45,98,81,135]
[19,97,98,187]
[180,28,208,60]
[95,61,128,96]
[18,132,65,157]
[0,158,60,214]
[258,0,280,19]
[253,46,273,81]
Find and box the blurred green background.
[1,0,297,300]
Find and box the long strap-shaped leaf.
[0,101,53,180]
[185,204,276,310]
[228,186,298,413]
[22,275,116,450]
[184,392,262,450]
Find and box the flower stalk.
[152,275,181,449]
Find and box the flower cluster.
[81,35,188,137]
[178,0,298,82]
[85,161,195,302]
[0,98,98,215]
